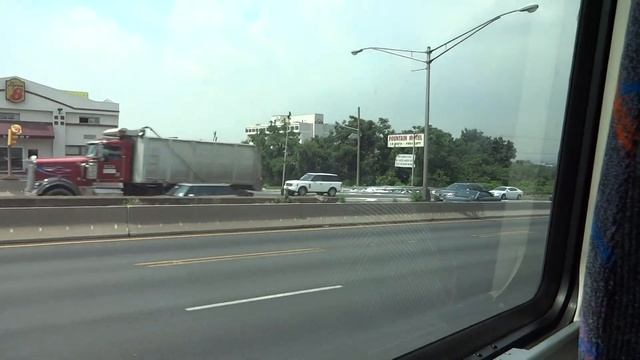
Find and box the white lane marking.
[185,285,343,311]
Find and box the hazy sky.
[2,0,580,163]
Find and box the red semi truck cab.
[31,129,137,196]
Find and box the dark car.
[166,183,253,197]
[442,189,501,202]
[431,182,485,201]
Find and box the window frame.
[469,184,484,191]
[399,0,615,358]
[0,146,23,171]
[0,112,20,121]
[102,144,122,160]
[79,116,100,124]
[65,145,86,156]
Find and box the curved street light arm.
[429,17,498,54]
[337,123,358,132]
[429,5,537,57]
[352,4,538,61]
[371,48,427,64]
[355,46,427,54]
[429,19,496,63]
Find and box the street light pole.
[351,4,538,200]
[423,47,431,199]
[356,106,361,187]
[337,119,361,187]
[280,112,291,196]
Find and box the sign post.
[388,134,422,186]
[7,130,11,177]
[411,133,416,186]
[6,124,22,177]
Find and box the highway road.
[0,217,549,359]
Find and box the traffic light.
[7,129,16,146]
[7,124,22,146]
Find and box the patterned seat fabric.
[580,2,640,359]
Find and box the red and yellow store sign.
[5,78,26,103]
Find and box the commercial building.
[244,113,334,143]
[0,76,119,172]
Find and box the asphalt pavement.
[0,217,549,359]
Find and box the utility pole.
[423,47,430,200]
[356,106,361,187]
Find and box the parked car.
[166,183,253,197]
[283,173,342,196]
[431,182,485,201]
[442,189,502,202]
[490,186,524,200]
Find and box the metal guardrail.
[0,202,551,243]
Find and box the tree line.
[247,116,556,196]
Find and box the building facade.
[0,76,119,172]
[245,113,334,143]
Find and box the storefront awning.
[0,121,54,138]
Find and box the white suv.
[284,173,342,197]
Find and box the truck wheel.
[44,187,74,196]
[327,188,337,197]
[298,187,308,196]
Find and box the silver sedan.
[489,186,524,200]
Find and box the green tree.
[249,114,529,191]
[450,128,516,185]
[509,160,556,195]
[249,122,301,186]
[331,116,397,185]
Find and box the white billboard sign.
[395,154,415,168]
[387,134,424,148]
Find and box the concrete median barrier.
[0,195,335,207]
[0,206,129,243]
[0,201,551,243]
[127,202,551,237]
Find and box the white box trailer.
[131,137,262,190]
